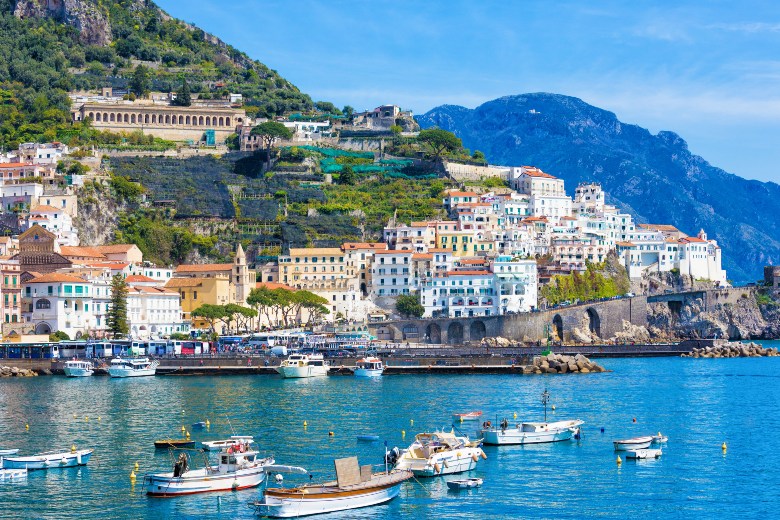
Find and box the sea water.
[1,342,779,519]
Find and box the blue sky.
[159,0,780,184]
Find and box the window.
[35,299,51,310]
[193,291,198,300]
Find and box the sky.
[158,0,780,184]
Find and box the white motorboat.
[480,419,584,445]
[613,436,655,451]
[652,433,668,444]
[447,477,483,490]
[452,411,483,423]
[108,357,158,378]
[0,468,27,480]
[0,449,19,456]
[392,431,486,477]
[63,360,94,377]
[276,353,329,379]
[201,436,255,452]
[145,441,300,497]
[352,357,384,377]
[625,448,663,459]
[0,448,93,470]
[254,456,412,517]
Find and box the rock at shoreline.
[681,341,779,359]
[531,353,605,374]
[0,366,39,377]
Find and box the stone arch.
[178,115,184,125]
[426,323,441,344]
[376,326,396,341]
[35,299,51,310]
[218,116,224,126]
[186,115,191,125]
[151,114,157,124]
[144,114,149,124]
[402,324,419,340]
[448,322,464,345]
[552,314,563,342]
[587,307,601,338]
[102,112,108,122]
[34,322,51,334]
[470,320,487,341]
[198,116,204,125]
[130,113,136,123]
[109,113,116,122]
[88,112,94,120]
[123,113,129,123]
[206,116,211,126]
[165,114,171,124]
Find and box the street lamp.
[541,389,550,422]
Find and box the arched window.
[198,116,204,125]
[94,113,101,122]
[110,113,115,122]
[185,116,191,125]
[151,114,157,124]
[165,114,170,124]
[144,114,149,124]
[123,113,129,123]
[205,116,211,126]
[35,299,51,310]
[130,114,136,124]
[218,117,224,126]
[178,115,184,125]
[88,112,94,120]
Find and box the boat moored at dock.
[352,357,384,377]
[480,419,584,445]
[63,360,94,377]
[0,448,93,470]
[276,353,329,379]
[392,431,486,477]
[108,357,158,378]
[201,436,255,452]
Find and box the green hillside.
[0,0,312,149]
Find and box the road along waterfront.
[1,349,779,519]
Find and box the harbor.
[1,351,780,519]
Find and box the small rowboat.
[1,449,93,470]
[613,436,654,451]
[625,448,663,459]
[154,439,197,449]
[356,434,380,442]
[447,477,483,490]
[452,411,483,422]
[0,449,20,456]
[651,433,668,444]
[0,468,28,480]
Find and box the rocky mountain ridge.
[417,93,780,283]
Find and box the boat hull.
[481,427,576,445]
[395,448,482,477]
[1,450,93,470]
[145,467,266,496]
[108,367,156,377]
[63,367,94,377]
[276,365,328,379]
[613,438,654,451]
[0,449,20,456]
[259,482,402,517]
[353,368,383,377]
[626,448,662,459]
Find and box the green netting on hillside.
[295,146,374,159]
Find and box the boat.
[276,353,329,379]
[352,357,384,377]
[108,357,158,377]
[201,436,255,452]
[452,411,483,422]
[651,433,668,444]
[446,477,483,490]
[192,421,207,429]
[391,431,486,477]
[144,441,302,497]
[63,360,94,377]
[480,418,584,445]
[0,449,19,456]
[154,439,197,449]
[625,448,663,459]
[613,436,655,451]
[0,468,27,480]
[356,435,380,442]
[0,448,93,470]
[253,456,412,517]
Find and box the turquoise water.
[1,341,779,519]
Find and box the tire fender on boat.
[480,450,487,460]
[433,463,441,474]
[471,453,479,463]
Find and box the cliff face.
[648,290,780,340]
[14,0,113,45]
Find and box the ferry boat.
[108,357,158,378]
[63,360,94,377]
[480,419,584,445]
[353,357,384,377]
[254,456,412,517]
[144,441,304,497]
[391,431,486,477]
[0,448,93,470]
[276,353,329,379]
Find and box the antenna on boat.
[541,389,550,422]
[224,414,236,436]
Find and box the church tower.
[233,243,252,304]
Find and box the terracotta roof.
[175,263,233,273]
[82,261,130,270]
[255,282,296,290]
[521,166,557,179]
[679,237,707,244]
[446,191,478,197]
[94,244,138,253]
[341,242,387,250]
[60,246,107,259]
[638,224,680,232]
[523,216,549,222]
[165,278,204,288]
[0,237,11,243]
[428,248,450,253]
[0,163,35,168]
[445,270,492,276]
[561,216,577,220]
[29,205,61,213]
[374,249,414,255]
[615,241,636,247]
[125,274,157,283]
[129,286,177,295]
[412,253,433,260]
[288,247,343,256]
[460,259,487,265]
[28,272,87,284]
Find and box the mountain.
[0,0,312,148]
[417,93,780,284]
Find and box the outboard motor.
[385,446,400,465]
[173,453,188,477]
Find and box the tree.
[247,286,277,327]
[472,150,486,162]
[172,78,191,107]
[290,290,329,325]
[396,293,424,318]
[107,274,129,338]
[223,303,257,332]
[417,128,462,163]
[250,121,293,169]
[49,330,70,342]
[342,105,355,121]
[191,304,228,334]
[129,64,151,98]
[337,165,356,185]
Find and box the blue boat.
[357,434,380,442]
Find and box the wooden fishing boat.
[154,439,197,449]
[254,456,412,517]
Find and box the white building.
[27,205,79,247]
[491,256,538,313]
[127,276,187,339]
[371,250,414,296]
[23,272,95,338]
[17,142,69,165]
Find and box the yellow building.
[164,276,231,330]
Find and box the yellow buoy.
[25,423,29,431]
[73,414,77,419]
[71,445,76,453]
[181,425,186,432]
[616,455,622,465]
[328,431,334,437]
[303,421,308,427]
[130,470,136,480]
[722,442,727,451]
[98,416,101,421]
[401,430,406,438]
[410,419,414,426]
[186,431,191,440]
[552,405,556,411]
[134,462,139,471]
[459,416,464,423]
[85,416,89,422]
[513,412,517,419]
[205,419,210,427]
